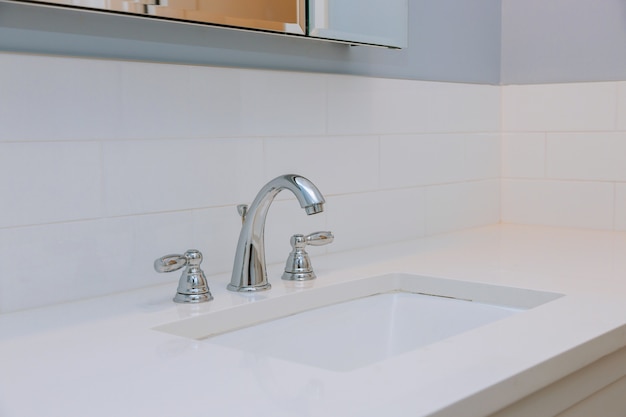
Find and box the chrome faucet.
[228,174,326,292]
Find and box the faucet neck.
[228,175,325,292]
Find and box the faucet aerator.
[305,203,324,215]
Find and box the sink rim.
[152,273,563,340]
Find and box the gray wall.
[501,0,626,84]
[0,0,502,84]
[4,0,626,85]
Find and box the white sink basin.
[207,292,522,371]
[154,274,562,371]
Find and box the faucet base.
[173,292,214,303]
[227,283,272,292]
[282,271,316,281]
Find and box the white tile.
[239,70,327,137]
[464,134,501,180]
[425,180,500,236]
[615,183,626,231]
[502,133,546,178]
[178,65,245,139]
[617,82,626,131]
[125,211,198,290]
[264,136,379,196]
[547,133,626,181]
[425,83,500,133]
[326,76,430,135]
[102,138,263,216]
[192,206,249,275]
[0,53,121,141]
[0,142,102,228]
[118,64,327,139]
[501,179,614,230]
[327,77,499,135]
[502,82,618,132]
[380,133,499,189]
[0,211,202,312]
[0,220,131,312]
[325,188,425,252]
[119,62,213,139]
[380,134,465,188]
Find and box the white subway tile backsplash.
[181,65,245,138]
[0,52,512,312]
[547,133,626,181]
[0,212,200,312]
[425,180,500,235]
[380,134,466,188]
[119,63,326,139]
[0,54,328,142]
[239,70,327,137]
[502,133,546,179]
[464,134,501,180]
[0,53,122,142]
[119,62,222,140]
[0,142,102,228]
[502,83,617,132]
[0,219,133,312]
[501,179,614,230]
[192,206,258,275]
[12,51,626,312]
[380,133,499,189]
[102,138,263,216]
[424,83,501,133]
[325,188,425,252]
[264,136,379,196]
[326,76,499,135]
[618,82,626,131]
[615,183,626,231]
[326,76,429,135]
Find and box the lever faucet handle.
[304,231,334,246]
[154,253,187,273]
[282,231,334,282]
[154,249,213,303]
[289,231,334,249]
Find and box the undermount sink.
[154,273,562,371]
[206,292,522,371]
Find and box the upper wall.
[0,0,502,84]
[501,0,626,84]
[4,0,626,86]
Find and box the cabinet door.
[308,0,408,48]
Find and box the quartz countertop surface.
[2,224,626,417]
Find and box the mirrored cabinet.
[309,0,407,48]
[7,0,407,48]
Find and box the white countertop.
[2,224,626,417]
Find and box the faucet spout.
[228,174,326,292]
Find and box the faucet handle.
[303,231,334,247]
[154,253,188,273]
[282,231,334,282]
[154,249,213,303]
